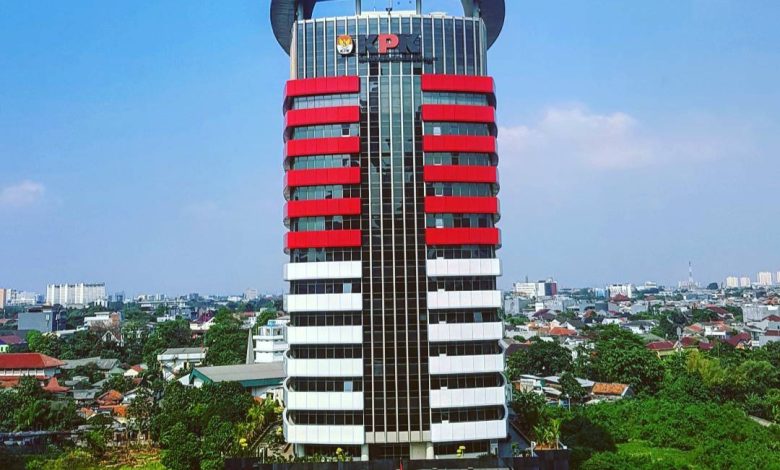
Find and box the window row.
[434,441,491,456]
[290,279,361,295]
[424,153,492,166]
[289,185,360,201]
[428,309,500,324]
[290,94,359,110]
[430,341,502,356]
[289,345,363,359]
[426,214,495,229]
[430,373,504,390]
[428,276,497,292]
[290,248,361,263]
[424,122,491,137]
[431,406,505,424]
[290,154,359,170]
[288,411,363,426]
[288,378,363,392]
[290,216,361,232]
[292,123,359,140]
[426,183,495,197]
[290,312,362,327]
[423,92,490,106]
[427,246,496,260]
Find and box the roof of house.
[43,377,70,393]
[646,341,675,351]
[763,315,780,322]
[0,353,65,369]
[61,357,120,371]
[724,332,751,347]
[0,335,26,345]
[97,390,124,404]
[592,382,630,396]
[548,327,577,336]
[159,347,207,356]
[190,362,285,387]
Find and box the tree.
[161,422,201,470]
[256,309,278,328]
[560,371,587,404]
[510,389,548,434]
[128,388,156,440]
[582,327,664,395]
[506,338,573,379]
[200,417,236,470]
[143,318,196,368]
[26,331,61,357]
[204,309,246,366]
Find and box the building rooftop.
[0,353,65,369]
[193,362,285,383]
[159,347,207,356]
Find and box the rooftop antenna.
[386,0,393,13]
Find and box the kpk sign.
[337,33,435,64]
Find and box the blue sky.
[1,0,779,295]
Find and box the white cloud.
[499,105,750,171]
[0,180,45,208]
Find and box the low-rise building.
[0,353,65,387]
[253,318,289,363]
[184,362,285,399]
[157,347,207,381]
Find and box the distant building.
[758,272,773,286]
[608,284,635,299]
[244,288,259,301]
[739,277,752,288]
[513,279,558,299]
[253,318,289,363]
[185,362,285,398]
[83,311,122,330]
[744,305,780,323]
[18,306,66,333]
[46,283,106,307]
[7,290,40,306]
[725,277,739,289]
[0,288,7,309]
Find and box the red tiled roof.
[724,332,751,347]
[765,330,780,337]
[646,341,675,351]
[679,337,699,347]
[0,353,64,369]
[592,382,629,396]
[97,389,124,405]
[43,377,69,393]
[0,377,21,389]
[549,327,576,336]
[0,335,26,345]
[763,315,780,322]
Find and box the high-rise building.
[739,277,752,288]
[513,279,558,299]
[777,272,780,286]
[724,277,739,289]
[757,272,773,286]
[0,288,6,310]
[244,288,260,301]
[272,0,506,461]
[46,283,106,307]
[608,283,635,299]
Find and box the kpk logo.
[360,34,421,55]
[336,35,354,55]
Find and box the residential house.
[157,347,207,381]
[183,362,285,399]
[124,364,146,378]
[0,353,65,388]
[590,383,633,401]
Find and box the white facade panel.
[431,419,507,443]
[287,326,363,345]
[284,293,363,312]
[284,261,362,281]
[430,387,506,408]
[427,290,502,310]
[426,259,501,277]
[285,357,363,377]
[429,354,504,375]
[286,391,364,411]
[284,412,365,445]
[428,322,503,342]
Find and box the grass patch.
[617,440,696,468]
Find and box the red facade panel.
[285,198,362,218]
[285,230,362,250]
[421,74,495,95]
[423,165,497,184]
[424,196,498,214]
[285,167,361,188]
[425,228,501,246]
[284,76,361,99]
[285,106,360,129]
[285,137,361,158]
[422,135,496,154]
[421,105,495,124]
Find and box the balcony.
[428,322,503,342]
[426,258,501,277]
[287,325,362,345]
[430,419,507,443]
[430,387,506,409]
[429,354,504,375]
[283,410,365,445]
[285,355,363,377]
[284,293,362,312]
[284,261,362,281]
[285,390,364,411]
[427,290,502,310]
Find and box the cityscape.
[2,1,780,470]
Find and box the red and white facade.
[272,0,507,461]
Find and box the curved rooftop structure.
[270,0,505,55]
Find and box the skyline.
[2,0,780,294]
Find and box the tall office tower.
[724,277,739,289]
[272,0,506,461]
[757,272,773,286]
[739,277,752,288]
[46,283,106,307]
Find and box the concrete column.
[361,444,369,461]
